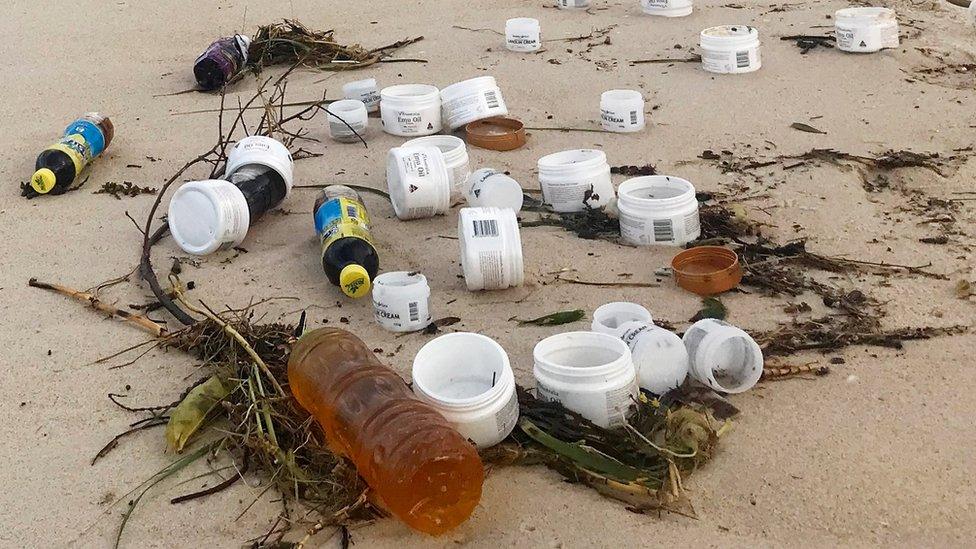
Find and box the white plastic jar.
[466,168,524,212]
[619,323,689,395]
[440,76,509,130]
[387,146,451,220]
[402,135,471,199]
[700,25,762,74]
[506,18,542,52]
[379,84,442,136]
[617,175,701,246]
[372,271,432,333]
[591,302,653,338]
[683,319,763,393]
[168,179,250,255]
[533,331,640,428]
[327,99,368,143]
[342,78,380,112]
[537,149,615,212]
[834,7,899,53]
[459,207,524,291]
[558,0,591,8]
[413,333,519,448]
[640,0,693,18]
[600,89,645,133]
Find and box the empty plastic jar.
[402,135,471,199]
[372,271,432,333]
[440,76,509,130]
[380,84,442,136]
[342,78,381,112]
[533,331,639,428]
[458,207,524,291]
[700,25,762,74]
[619,323,689,395]
[466,168,524,212]
[387,146,451,220]
[506,18,541,52]
[591,302,653,338]
[558,0,591,8]
[617,175,701,246]
[683,319,763,393]
[600,90,645,133]
[640,0,693,17]
[327,99,368,143]
[537,149,615,213]
[412,333,520,448]
[834,7,899,53]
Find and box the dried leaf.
[790,122,827,135]
[956,279,974,299]
[515,309,586,326]
[690,298,727,322]
[165,376,230,453]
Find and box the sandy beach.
[1,0,975,546]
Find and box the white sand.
[1,0,975,546]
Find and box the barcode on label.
[736,50,750,68]
[653,219,674,242]
[484,90,500,109]
[346,204,357,218]
[408,302,419,322]
[473,219,499,237]
[630,110,638,125]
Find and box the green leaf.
[515,309,585,326]
[790,122,827,134]
[165,376,230,453]
[519,419,647,484]
[690,297,727,322]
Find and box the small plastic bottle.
[288,328,484,534]
[30,113,114,195]
[313,186,379,298]
[194,35,251,90]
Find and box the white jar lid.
[225,136,295,195]
[168,180,250,256]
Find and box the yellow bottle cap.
[339,264,371,298]
[31,168,57,194]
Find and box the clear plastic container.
[617,175,701,246]
[387,146,451,220]
[683,319,763,393]
[537,149,615,212]
[700,25,762,74]
[412,333,519,448]
[288,328,484,535]
[327,99,368,143]
[458,207,524,291]
[380,84,442,136]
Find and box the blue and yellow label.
[63,120,107,157]
[314,196,373,251]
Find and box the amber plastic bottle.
[287,328,484,535]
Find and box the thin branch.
[28,278,166,336]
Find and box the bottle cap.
[464,117,526,151]
[340,264,371,298]
[30,169,57,194]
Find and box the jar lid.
[464,117,526,151]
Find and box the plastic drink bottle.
[314,186,380,299]
[31,113,114,195]
[194,35,251,90]
[287,328,484,534]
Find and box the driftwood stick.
[29,278,166,337]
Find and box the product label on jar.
[391,109,435,134]
[359,90,381,108]
[702,46,759,73]
[373,295,429,328]
[444,90,505,125]
[494,392,520,436]
[559,0,590,7]
[542,180,591,211]
[314,196,373,252]
[604,380,640,427]
[600,108,639,131]
[329,117,368,138]
[507,34,540,50]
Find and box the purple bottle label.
[195,35,249,82]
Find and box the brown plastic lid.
[464,117,526,151]
[671,246,743,296]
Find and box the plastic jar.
[533,331,639,428]
[372,271,432,333]
[506,18,541,52]
[327,99,368,143]
[683,319,763,393]
[387,146,451,220]
[412,333,520,448]
[537,149,615,213]
[557,0,591,8]
[699,25,762,74]
[458,207,524,291]
[342,78,380,112]
[640,0,693,17]
[466,168,524,212]
[591,302,653,338]
[619,323,689,395]
[834,7,899,53]
[600,89,645,133]
[402,135,471,199]
[440,76,509,130]
[617,175,701,246]
[380,84,442,136]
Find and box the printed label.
[47,134,93,177]
[604,380,640,427]
[507,33,540,50]
[472,218,500,238]
[64,120,107,158]
[478,250,506,289]
[314,196,373,254]
[391,109,433,134]
[494,392,520,436]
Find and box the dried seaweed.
[94,181,158,199]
